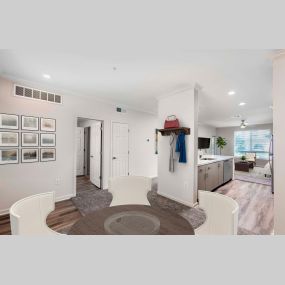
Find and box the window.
[234,129,271,159]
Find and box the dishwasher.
[223,159,233,183]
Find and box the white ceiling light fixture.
[43,74,51,79]
[228,90,236,95]
[239,102,246,106]
[240,119,248,128]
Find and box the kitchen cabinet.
[205,163,219,191]
[198,165,206,190]
[217,161,224,185]
[198,159,231,191]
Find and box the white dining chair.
[195,190,239,235]
[109,176,152,206]
[9,192,61,235]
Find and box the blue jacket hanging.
[175,131,187,163]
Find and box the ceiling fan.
[240,119,248,128]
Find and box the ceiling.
[0,50,273,127]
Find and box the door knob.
[90,155,94,158]
[112,157,117,160]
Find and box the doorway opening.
[76,117,103,193]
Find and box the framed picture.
[40,118,56,132]
[22,132,39,147]
[21,115,39,131]
[21,148,39,163]
[0,149,19,165]
[40,148,56,162]
[0,132,19,147]
[40,133,56,147]
[0,113,19,130]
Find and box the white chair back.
[9,192,60,235]
[195,190,239,235]
[109,176,151,206]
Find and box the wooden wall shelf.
[158,127,190,136]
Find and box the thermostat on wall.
[116,107,126,113]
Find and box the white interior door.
[76,127,84,176]
[112,122,129,177]
[90,121,102,188]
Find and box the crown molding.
[155,84,196,101]
[272,49,285,60]
[0,74,157,116]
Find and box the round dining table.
[68,205,195,235]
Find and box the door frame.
[74,116,104,196]
[76,126,85,176]
[110,121,129,177]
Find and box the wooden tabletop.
[68,205,195,235]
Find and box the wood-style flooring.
[0,177,274,235]
[215,179,274,235]
[76,175,100,193]
[0,176,92,235]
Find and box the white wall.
[273,52,285,234]
[157,88,198,206]
[0,77,158,214]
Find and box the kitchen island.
[197,155,234,191]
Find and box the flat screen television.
[198,137,210,149]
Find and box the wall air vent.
[14,84,63,104]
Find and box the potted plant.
[216,137,227,155]
[241,155,247,162]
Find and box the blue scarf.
[175,131,187,163]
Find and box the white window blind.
[234,129,271,159]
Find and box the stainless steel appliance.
[223,159,233,183]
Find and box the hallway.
[77,176,100,193]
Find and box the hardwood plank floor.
[215,179,274,235]
[0,177,96,235]
[0,177,274,235]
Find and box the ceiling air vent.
[14,84,63,105]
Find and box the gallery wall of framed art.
[0,113,56,165]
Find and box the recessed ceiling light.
[269,105,273,109]
[43,74,51,79]
[228,90,236,95]
[239,102,246,106]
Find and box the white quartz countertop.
[198,155,234,166]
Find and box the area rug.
[234,166,272,186]
[234,174,271,186]
[71,188,206,230]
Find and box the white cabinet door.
[112,122,129,177]
[90,121,102,188]
[76,127,84,176]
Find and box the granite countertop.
[197,155,234,166]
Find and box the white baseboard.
[55,193,76,202]
[157,191,194,207]
[0,208,9,216]
[0,193,77,217]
